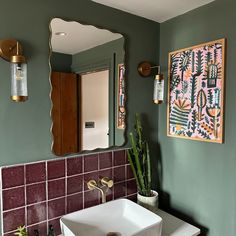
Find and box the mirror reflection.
[50,18,126,156]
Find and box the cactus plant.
[127,113,152,197]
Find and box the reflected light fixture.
[0,39,28,102]
[138,61,164,104]
[55,32,67,36]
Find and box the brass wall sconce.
[0,39,28,102]
[138,61,164,104]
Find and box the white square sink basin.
[60,199,162,236]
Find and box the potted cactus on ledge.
[127,113,158,211]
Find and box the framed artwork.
[167,38,226,143]
[117,63,125,129]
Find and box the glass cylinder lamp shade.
[10,54,28,102]
[153,74,164,104]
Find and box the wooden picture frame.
[167,38,226,143]
[117,63,125,129]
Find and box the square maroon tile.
[84,154,98,172]
[47,159,65,180]
[114,182,126,199]
[27,222,47,236]
[26,162,46,184]
[99,152,112,169]
[67,175,83,195]
[113,166,125,183]
[2,165,24,189]
[26,182,46,205]
[127,194,137,202]
[27,202,47,225]
[48,178,65,200]
[67,157,83,176]
[126,164,134,179]
[3,207,25,233]
[84,172,98,191]
[84,190,99,208]
[3,187,25,211]
[127,179,137,195]
[114,150,126,166]
[67,193,83,213]
[48,217,62,236]
[48,197,66,219]
[98,168,112,180]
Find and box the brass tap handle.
[101,177,114,188]
[87,180,98,190]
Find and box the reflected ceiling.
[51,18,122,55]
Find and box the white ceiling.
[50,18,123,55]
[92,0,215,22]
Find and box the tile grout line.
[24,164,27,233]
[65,159,67,215]
[2,180,47,191]
[0,168,4,236]
[82,156,85,210]
[112,151,115,200]
[45,161,49,235]
[98,153,100,170]
[126,193,137,198]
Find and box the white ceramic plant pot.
[137,190,158,213]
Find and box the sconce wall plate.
[137,61,160,77]
[137,61,153,77]
[0,39,23,61]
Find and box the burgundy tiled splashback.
[1,149,137,236]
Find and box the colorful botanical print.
[167,39,225,143]
[117,63,125,129]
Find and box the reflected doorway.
[80,70,109,150]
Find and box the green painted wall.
[0,0,159,166]
[51,52,72,72]
[159,0,236,235]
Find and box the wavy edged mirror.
[49,18,126,156]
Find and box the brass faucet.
[87,177,114,203]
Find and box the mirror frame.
[49,17,127,157]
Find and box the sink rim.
[60,198,162,221]
[60,198,162,236]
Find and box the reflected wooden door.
[51,71,79,155]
